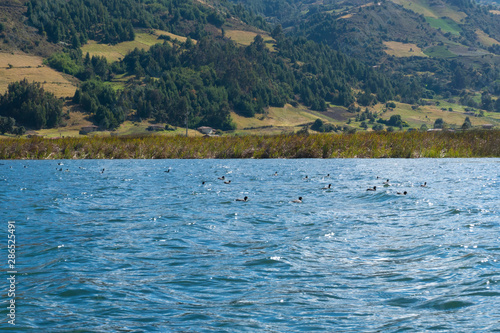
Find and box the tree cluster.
[26,0,228,45]
[377,115,409,129]
[310,118,340,133]
[68,32,420,130]
[0,117,25,135]
[73,80,125,130]
[0,79,63,130]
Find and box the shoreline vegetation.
[1,131,499,159]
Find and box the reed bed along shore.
[1,131,499,159]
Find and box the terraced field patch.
[424,45,457,58]
[383,41,428,57]
[373,101,500,129]
[391,0,438,18]
[0,53,76,98]
[81,30,190,62]
[425,17,461,35]
[224,29,275,51]
[475,29,500,47]
[391,0,466,22]
[230,103,338,135]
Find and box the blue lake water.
[1,158,500,332]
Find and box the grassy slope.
[383,41,428,57]
[81,30,190,62]
[27,114,206,138]
[0,53,77,98]
[425,17,461,35]
[391,0,439,18]
[391,0,467,22]
[0,0,61,57]
[370,101,500,129]
[388,0,491,59]
[230,103,341,134]
[35,110,94,138]
[423,45,457,58]
[224,29,275,51]
[475,29,500,46]
[12,96,500,138]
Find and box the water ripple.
[1,159,499,332]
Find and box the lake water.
[1,159,499,332]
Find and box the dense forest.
[24,0,265,45]
[26,0,213,44]
[65,33,424,130]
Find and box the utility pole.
[185,108,188,137]
[180,95,189,137]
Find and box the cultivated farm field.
[81,30,192,62]
[0,53,77,98]
[383,41,428,57]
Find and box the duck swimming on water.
[236,196,248,202]
[367,186,376,191]
[292,197,303,203]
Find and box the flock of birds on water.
[223,174,427,203]
[3,162,428,203]
[195,170,427,204]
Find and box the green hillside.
[1,0,500,137]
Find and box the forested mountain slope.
[0,0,499,135]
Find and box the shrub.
[461,117,472,130]
[46,52,82,76]
[434,118,444,129]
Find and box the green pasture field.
[425,17,461,35]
